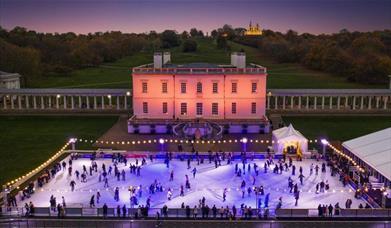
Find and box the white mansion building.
[128,52,270,136]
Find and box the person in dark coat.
[328,204,333,217]
[116,205,121,217]
[103,203,108,218]
[122,205,127,218]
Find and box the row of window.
[142,102,257,115]
[141,82,258,94]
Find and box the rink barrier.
[275,209,309,217]
[1,207,391,219]
[68,149,285,161]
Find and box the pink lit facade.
[132,66,267,120]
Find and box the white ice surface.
[18,156,367,210]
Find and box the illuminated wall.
[133,72,267,119]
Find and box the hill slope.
[28,38,383,89]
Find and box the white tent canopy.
[342,127,391,182]
[272,124,308,155]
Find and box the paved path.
[93,115,272,152]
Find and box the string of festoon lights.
[3,139,75,190]
[75,138,319,145]
[322,140,365,173]
[322,141,390,195]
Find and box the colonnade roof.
[268,89,391,96]
[0,88,130,95]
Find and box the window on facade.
[251,82,257,93]
[251,102,256,114]
[212,82,218,94]
[181,82,187,94]
[196,82,202,93]
[231,82,237,93]
[143,102,148,113]
[162,102,168,114]
[162,82,168,93]
[232,102,237,114]
[196,103,203,116]
[142,82,148,93]
[180,103,187,115]
[212,103,218,115]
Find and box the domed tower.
[244,21,262,36]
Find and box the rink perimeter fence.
[1,219,391,228]
[1,148,389,221]
[1,206,391,219]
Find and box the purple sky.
[1,0,390,34]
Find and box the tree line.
[212,25,391,85]
[0,27,207,86]
[1,25,390,86]
[0,27,154,85]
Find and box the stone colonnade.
[265,89,391,112]
[0,89,131,112]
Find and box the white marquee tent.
[272,124,308,155]
[342,127,391,183]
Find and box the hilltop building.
[244,21,263,36]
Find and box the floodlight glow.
[69,138,77,143]
[159,138,165,145]
[126,91,131,96]
[321,139,328,145]
[242,137,248,144]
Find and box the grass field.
[27,38,385,89]
[0,116,118,185]
[282,116,391,142]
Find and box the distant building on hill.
[0,71,21,89]
[244,21,262,36]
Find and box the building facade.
[132,52,267,120]
[0,71,21,89]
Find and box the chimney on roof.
[231,52,246,68]
[153,52,163,68]
[163,52,171,65]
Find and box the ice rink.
[18,155,367,211]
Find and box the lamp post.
[242,137,248,153]
[320,139,329,158]
[69,138,77,151]
[159,138,165,152]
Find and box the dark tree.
[182,39,198,52]
[181,31,190,40]
[190,28,199,37]
[160,30,180,48]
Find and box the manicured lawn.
[0,116,117,185]
[28,67,131,88]
[27,38,386,89]
[282,116,391,141]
